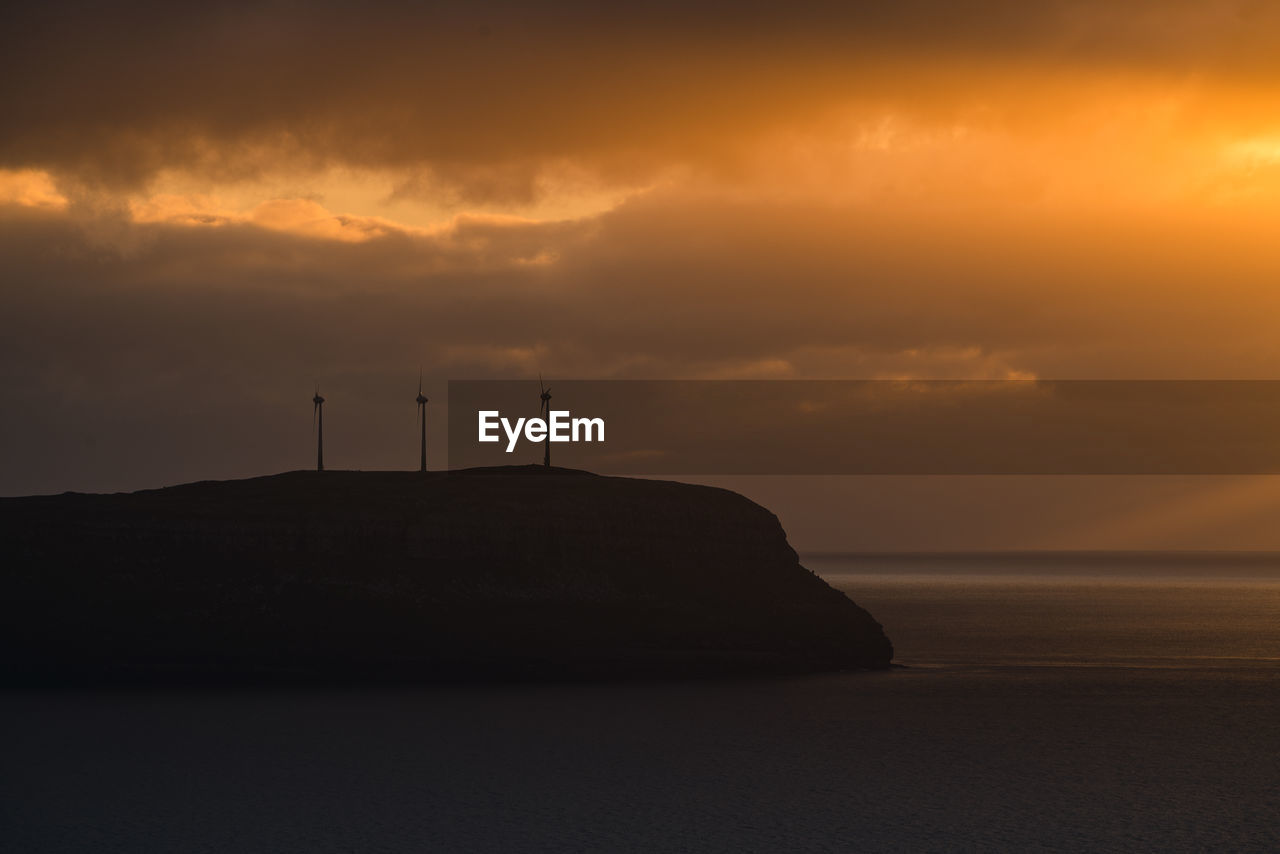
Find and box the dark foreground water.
[4,556,1280,852]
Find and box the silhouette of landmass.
[0,467,892,683]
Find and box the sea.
[3,553,1279,852]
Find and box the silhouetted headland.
[0,467,892,684]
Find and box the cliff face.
[0,468,892,681]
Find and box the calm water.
[4,556,1280,852]
[808,553,1280,669]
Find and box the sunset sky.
[4,0,1280,547]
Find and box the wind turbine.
[416,373,429,473]
[539,375,552,467]
[313,385,325,472]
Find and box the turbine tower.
[313,386,325,472]
[539,375,552,468]
[415,374,429,473]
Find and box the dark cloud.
[2,185,1279,494]
[4,1,1278,193]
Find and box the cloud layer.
[7,1,1280,195]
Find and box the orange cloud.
[0,170,68,210]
